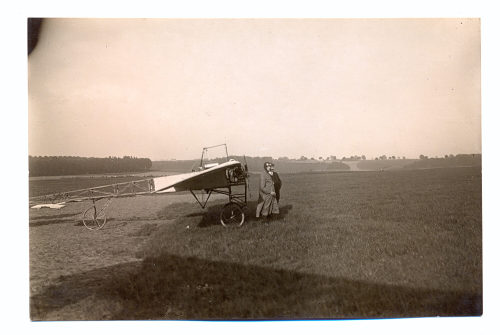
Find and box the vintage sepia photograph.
[28,18,482,322]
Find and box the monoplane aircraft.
[30,144,249,230]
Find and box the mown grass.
[29,167,482,320]
[114,167,481,319]
[356,159,417,170]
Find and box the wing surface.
[153,160,242,193]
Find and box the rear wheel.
[82,206,107,230]
[220,202,244,227]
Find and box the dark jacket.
[271,172,282,203]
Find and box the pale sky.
[28,18,481,160]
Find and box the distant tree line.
[375,155,406,160]
[418,153,480,160]
[29,156,153,176]
[293,155,366,161]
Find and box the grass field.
[29,167,482,320]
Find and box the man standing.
[256,162,280,220]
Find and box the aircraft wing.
[153,160,243,193]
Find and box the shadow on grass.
[195,202,293,228]
[30,253,482,321]
[29,212,81,227]
[155,198,293,228]
[29,212,80,220]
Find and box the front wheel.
[220,202,244,227]
[82,206,107,230]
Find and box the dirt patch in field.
[342,161,361,171]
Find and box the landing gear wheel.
[82,206,107,230]
[220,202,244,227]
